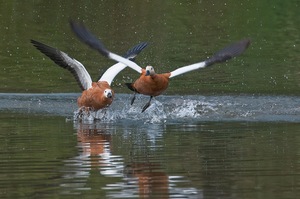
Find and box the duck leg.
[76,106,91,119]
[142,96,153,112]
[131,92,136,105]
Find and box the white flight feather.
[99,62,127,85]
[106,50,208,79]
[108,51,208,79]
[109,53,142,74]
[169,61,206,78]
[61,51,93,90]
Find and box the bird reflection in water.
[60,122,116,195]
[75,122,169,198]
[124,162,169,198]
[76,123,112,168]
[61,122,200,198]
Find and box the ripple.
[1,93,300,123]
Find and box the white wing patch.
[99,62,127,85]
[61,51,93,90]
[109,52,143,74]
[169,61,206,78]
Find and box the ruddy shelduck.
[70,21,250,112]
[31,39,147,111]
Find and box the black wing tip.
[135,42,149,53]
[238,38,251,50]
[205,38,251,66]
[30,39,45,49]
[242,38,251,45]
[224,38,252,54]
[69,20,83,33]
[69,19,110,58]
[30,39,69,69]
[30,39,67,66]
[124,41,149,60]
[31,38,86,91]
[30,39,59,54]
[30,39,38,44]
[30,39,53,54]
[139,42,149,48]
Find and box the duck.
[30,39,147,111]
[69,21,250,112]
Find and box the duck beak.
[145,70,150,76]
[107,92,113,98]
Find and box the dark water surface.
[1,1,300,199]
[1,112,300,199]
[0,94,300,199]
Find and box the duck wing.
[70,21,144,74]
[31,39,92,90]
[169,39,251,78]
[99,42,148,85]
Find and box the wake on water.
[1,93,300,123]
[72,95,222,123]
[73,94,300,123]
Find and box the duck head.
[145,66,155,76]
[104,89,113,99]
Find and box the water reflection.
[1,113,299,198]
[123,162,169,198]
[60,122,116,194]
[76,123,113,172]
[61,121,201,198]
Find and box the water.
[0,94,300,198]
[1,93,300,123]
[1,1,299,95]
[0,118,299,199]
[1,0,300,198]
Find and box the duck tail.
[125,83,136,92]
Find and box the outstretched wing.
[123,41,148,61]
[70,21,143,74]
[169,39,251,78]
[31,39,92,90]
[205,39,250,66]
[99,42,148,85]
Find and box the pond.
[0,1,300,199]
[0,94,300,199]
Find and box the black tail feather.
[125,83,137,92]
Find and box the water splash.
[1,93,300,123]
[73,99,168,123]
